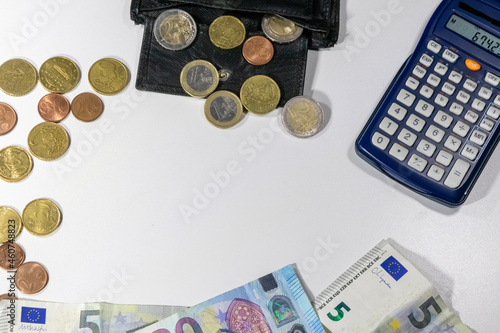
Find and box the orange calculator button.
[465,59,481,71]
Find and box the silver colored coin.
[204,91,243,129]
[180,60,219,98]
[154,9,197,51]
[261,15,303,44]
[281,96,325,138]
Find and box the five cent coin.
[242,36,274,66]
[180,60,219,98]
[204,91,244,129]
[71,92,104,122]
[282,96,325,138]
[27,122,70,161]
[0,207,23,243]
[15,262,49,294]
[0,58,38,96]
[0,103,17,135]
[240,75,281,115]
[88,58,130,96]
[39,56,80,94]
[38,93,70,123]
[0,146,33,183]
[154,9,197,51]
[22,198,62,236]
[262,15,303,44]
[209,16,246,49]
[0,242,26,270]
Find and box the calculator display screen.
[446,14,500,56]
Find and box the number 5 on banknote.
[326,302,350,321]
[80,310,100,333]
[408,297,442,329]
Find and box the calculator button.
[487,105,500,119]
[465,59,481,71]
[480,118,495,132]
[470,130,488,146]
[427,74,441,87]
[413,65,427,79]
[379,117,399,135]
[449,102,464,115]
[396,89,416,107]
[441,82,456,96]
[417,139,436,157]
[494,95,500,106]
[436,150,453,167]
[462,144,479,161]
[453,121,470,137]
[434,63,448,76]
[463,79,477,92]
[449,71,463,84]
[427,40,442,53]
[427,165,445,181]
[389,143,409,161]
[420,86,434,99]
[406,114,426,132]
[434,110,453,128]
[419,54,434,67]
[434,93,449,107]
[398,128,417,146]
[471,98,486,112]
[415,100,434,117]
[444,135,462,152]
[405,77,419,90]
[443,49,459,63]
[485,72,500,87]
[464,110,479,124]
[425,125,445,143]
[457,91,470,104]
[372,132,390,150]
[444,159,470,189]
[478,87,493,100]
[387,102,407,121]
[408,154,428,172]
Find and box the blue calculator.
[356,0,500,206]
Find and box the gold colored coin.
[0,146,33,182]
[204,91,244,129]
[27,122,70,161]
[240,75,281,115]
[209,16,246,49]
[0,59,38,96]
[180,60,219,98]
[0,207,23,243]
[89,58,130,96]
[22,199,61,236]
[39,56,81,93]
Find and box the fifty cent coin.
[27,122,70,161]
[242,36,274,66]
[22,198,62,236]
[209,16,246,49]
[0,59,38,96]
[282,96,325,138]
[204,91,244,129]
[15,261,49,294]
[0,146,33,183]
[180,60,219,98]
[262,15,303,44]
[240,75,280,115]
[71,92,104,122]
[39,56,80,94]
[38,93,70,123]
[154,9,197,51]
[0,207,23,243]
[89,58,129,96]
[0,103,17,135]
[0,242,25,270]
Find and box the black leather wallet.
[130,0,339,106]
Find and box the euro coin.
[240,75,280,114]
[0,103,17,135]
[0,59,38,96]
[209,16,246,49]
[88,58,130,96]
[27,122,70,161]
[180,60,219,98]
[262,15,303,44]
[15,262,49,294]
[0,207,23,243]
[282,96,325,138]
[0,294,17,301]
[71,92,104,122]
[0,146,33,183]
[0,242,26,270]
[154,9,197,51]
[204,91,244,129]
[38,93,70,123]
[242,36,274,66]
[22,198,62,236]
[39,56,80,93]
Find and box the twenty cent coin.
[27,122,70,161]
[22,198,62,236]
[204,91,244,129]
[154,9,197,51]
[180,60,219,98]
[209,16,246,49]
[71,92,104,122]
[0,58,38,96]
[0,103,17,135]
[242,36,274,66]
[38,93,70,123]
[282,96,325,138]
[262,15,303,44]
[89,58,130,96]
[0,207,23,243]
[15,262,49,294]
[0,242,26,270]
[0,146,33,183]
[39,56,80,93]
[240,75,280,114]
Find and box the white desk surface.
[0,0,495,331]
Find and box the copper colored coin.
[38,93,70,123]
[71,92,104,122]
[0,293,17,301]
[0,242,25,270]
[0,103,17,135]
[242,36,274,66]
[15,261,48,294]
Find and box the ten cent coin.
[0,242,25,270]
[27,122,70,161]
[0,146,33,183]
[38,93,70,123]
[180,60,219,98]
[0,207,23,243]
[22,198,62,236]
[15,262,49,294]
[282,96,325,138]
[71,92,104,122]
[0,103,17,135]
[209,16,246,49]
[0,59,38,96]
[154,9,197,51]
[240,75,280,114]
[242,36,274,66]
[39,57,81,93]
[204,91,244,129]
[88,58,130,96]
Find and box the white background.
[0,0,496,331]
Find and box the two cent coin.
[15,262,49,294]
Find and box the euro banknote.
[313,240,472,332]
[136,265,324,333]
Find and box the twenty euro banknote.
[0,299,186,332]
[313,240,472,332]
[136,265,323,333]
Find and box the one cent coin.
[0,242,26,270]
[0,103,17,135]
[15,262,49,294]
[22,198,62,236]
[0,58,38,96]
[27,122,70,161]
[88,58,130,96]
[39,56,80,94]
[0,207,23,243]
[38,93,70,123]
[71,92,104,122]
[0,146,33,183]
[242,36,274,66]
